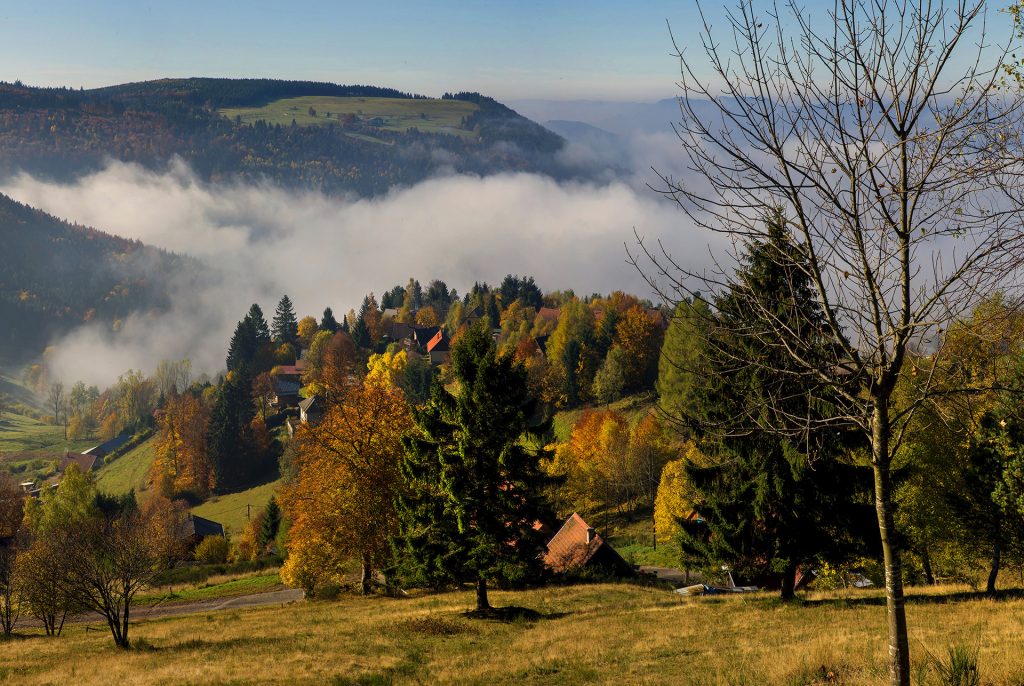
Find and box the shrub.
[194,536,230,564]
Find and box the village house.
[544,512,634,578]
[426,329,451,366]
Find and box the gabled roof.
[413,326,441,345]
[60,452,100,473]
[427,329,450,353]
[82,433,131,457]
[544,512,632,576]
[274,365,302,377]
[183,514,225,539]
[298,396,318,413]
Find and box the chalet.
[298,396,323,424]
[383,319,415,344]
[426,329,452,366]
[274,364,303,383]
[544,512,634,577]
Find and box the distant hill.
[0,193,182,363]
[0,78,568,196]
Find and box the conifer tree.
[225,317,258,373]
[397,322,554,611]
[351,316,371,349]
[320,307,339,333]
[259,496,282,550]
[248,304,271,345]
[272,295,298,346]
[206,369,257,491]
[676,217,872,599]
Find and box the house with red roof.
[544,512,634,577]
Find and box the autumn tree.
[297,315,319,349]
[613,305,663,390]
[153,392,214,499]
[415,305,439,327]
[639,3,1024,677]
[0,478,24,635]
[398,323,554,611]
[48,380,66,437]
[544,299,598,407]
[282,379,412,594]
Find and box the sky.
[0,1,718,101]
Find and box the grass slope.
[4,583,1024,684]
[95,437,156,496]
[551,392,656,443]
[221,96,478,137]
[0,410,95,478]
[191,478,284,534]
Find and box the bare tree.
[637,1,1024,683]
[47,381,65,439]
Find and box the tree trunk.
[780,563,797,601]
[871,402,910,686]
[921,545,934,586]
[361,553,373,596]
[987,541,1000,596]
[475,577,490,611]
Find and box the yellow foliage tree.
[414,306,439,327]
[296,316,319,349]
[654,444,703,548]
[280,380,412,594]
[152,393,214,499]
[365,349,408,389]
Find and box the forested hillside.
[0,78,567,196]
[0,193,182,362]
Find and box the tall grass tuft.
[927,642,980,686]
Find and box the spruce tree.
[397,322,554,611]
[225,317,258,373]
[485,294,500,329]
[320,307,339,333]
[207,369,256,491]
[259,496,282,550]
[248,304,271,345]
[272,295,298,346]
[351,316,371,349]
[676,216,872,599]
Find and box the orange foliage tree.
[281,378,412,595]
[152,393,214,499]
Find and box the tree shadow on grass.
[133,635,285,653]
[461,606,570,623]
[801,587,1024,609]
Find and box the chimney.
[586,527,596,544]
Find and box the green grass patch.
[139,572,282,607]
[220,96,478,138]
[551,392,657,442]
[96,436,156,496]
[192,478,284,534]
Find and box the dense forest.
[0,78,568,196]
[0,193,184,362]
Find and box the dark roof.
[413,326,441,344]
[273,378,301,396]
[82,433,131,457]
[298,396,317,413]
[184,514,225,539]
[384,320,415,341]
[544,513,633,576]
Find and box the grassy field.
[0,411,96,478]
[191,478,284,534]
[220,96,478,139]
[3,582,1024,684]
[95,437,156,496]
[551,392,657,443]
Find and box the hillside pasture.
[191,477,284,534]
[220,96,479,139]
[3,583,1024,684]
[0,411,95,478]
[95,437,156,496]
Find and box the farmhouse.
[426,329,451,366]
[298,395,323,425]
[544,512,634,577]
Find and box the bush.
[194,536,230,564]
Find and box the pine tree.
[320,307,339,333]
[397,322,554,611]
[351,316,371,349]
[206,369,257,491]
[272,295,298,346]
[676,216,872,599]
[486,294,500,329]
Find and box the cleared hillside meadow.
[220,96,478,138]
[2,582,1024,685]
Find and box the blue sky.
[0,1,717,101]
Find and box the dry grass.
[1,582,1023,685]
